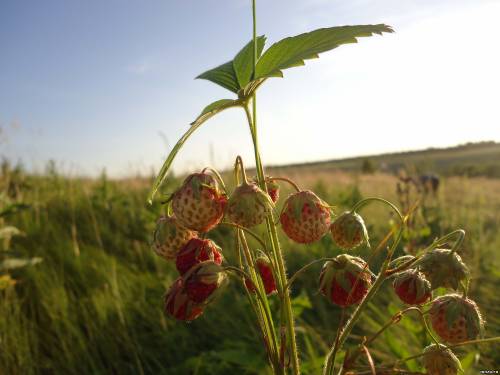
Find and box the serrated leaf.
[190,99,241,127]
[254,24,393,80]
[196,61,240,93]
[233,35,266,88]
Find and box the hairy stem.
[268,177,301,193]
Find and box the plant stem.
[247,2,300,373]
[218,222,268,251]
[286,258,334,289]
[244,103,301,374]
[235,155,250,184]
[268,177,301,193]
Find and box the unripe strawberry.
[429,294,483,344]
[319,254,372,307]
[226,182,273,228]
[245,256,277,296]
[164,278,203,321]
[172,172,227,232]
[152,215,196,260]
[393,269,431,305]
[422,344,462,375]
[417,249,468,290]
[176,238,223,275]
[280,190,331,244]
[330,211,369,250]
[184,261,227,303]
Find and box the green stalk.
[247,2,301,372]
[244,104,300,374]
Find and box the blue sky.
[1,0,499,177]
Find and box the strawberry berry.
[245,256,277,296]
[176,238,223,275]
[280,190,331,244]
[172,172,227,232]
[152,215,196,260]
[393,269,431,305]
[319,254,372,307]
[164,278,203,321]
[417,249,468,290]
[330,211,369,250]
[265,178,280,203]
[184,261,226,303]
[429,294,483,344]
[226,182,273,228]
[422,344,462,375]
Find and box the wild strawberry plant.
[148,1,499,374]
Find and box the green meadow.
[1,151,499,374]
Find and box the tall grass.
[1,165,498,374]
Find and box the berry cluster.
[154,171,227,320]
[152,163,487,374]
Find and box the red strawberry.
[417,249,468,290]
[172,172,227,232]
[429,294,483,344]
[245,256,277,296]
[184,261,226,303]
[393,269,431,305]
[164,278,203,321]
[253,176,280,203]
[152,215,196,260]
[280,190,331,244]
[330,211,369,250]
[176,238,223,275]
[226,182,273,228]
[265,178,280,203]
[422,344,462,375]
[319,254,372,307]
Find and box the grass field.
[1,155,499,374]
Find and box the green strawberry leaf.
[196,61,240,93]
[254,24,393,80]
[233,36,266,88]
